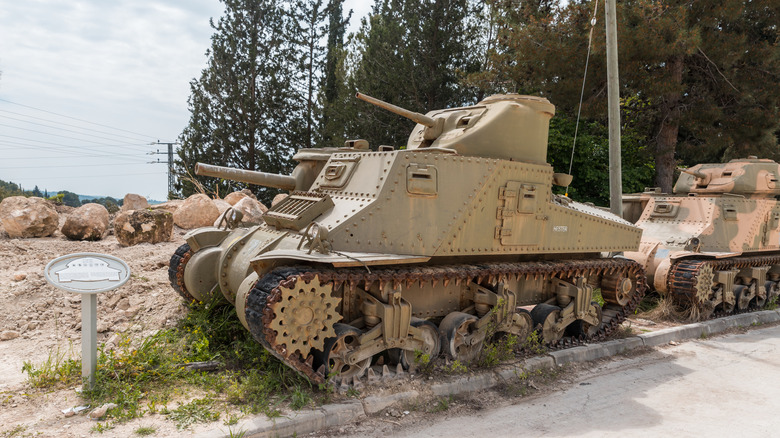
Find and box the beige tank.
[169,93,646,384]
[623,157,780,317]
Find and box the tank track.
[168,243,196,301]
[669,254,780,314]
[245,258,646,384]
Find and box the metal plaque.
[44,252,131,294]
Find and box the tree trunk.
[654,55,684,193]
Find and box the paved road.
[347,324,780,437]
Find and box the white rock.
[61,203,110,241]
[224,191,249,206]
[0,196,59,238]
[120,193,150,211]
[1,330,20,341]
[173,194,220,229]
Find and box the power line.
[0,122,154,149]
[0,108,153,143]
[0,137,151,161]
[9,171,163,180]
[0,113,152,152]
[0,97,160,139]
[0,162,152,170]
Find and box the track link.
[168,243,196,301]
[244,258,646,383]
[669,254,780,316]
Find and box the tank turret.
[170,93,646,385]
[623,157,780,318]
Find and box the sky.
[0,0,371,202]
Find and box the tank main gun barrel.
[195,163,297,191]
[356,92,436,127]
[679,167,707,180]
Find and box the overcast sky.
[0,0,371,202]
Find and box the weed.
[227,426,248,438]
[21,347,80,388]
[766,296,778,310]
[429,396,452,413]
[134,426,156,436]
[479,333,518,367]
[412,349,434,375]
[446,360,468,374]
[700,331,709,339]
[592,288,606,307]
[90,422,115,434]
[223,412,241,426]
[289,385,312,410]
[345,387,360,398]
[521,331,546,355]
[168,397,220,429]
[1,425,28,438]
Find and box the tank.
[169,92,646,384]
[622,157,780,318]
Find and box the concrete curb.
[202,309,780,438]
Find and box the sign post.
[44,253,131,389]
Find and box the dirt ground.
[0,213,227,437]
[0,212,688,438]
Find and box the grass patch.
[22,296,313,428]
[168,397,220,429]
[21,346,80,388]
[134,426,156,436]
[478,333,518,367]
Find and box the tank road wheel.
[393,318,441,370]
[565,302,603,338]
[439,312,482,364]
[734,284,753,311]
[602,272,637,306]
[531,304,564,344]
[314,323,371,380]
[268,275,341,359]
[168,243,196,301]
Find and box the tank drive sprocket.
[266,274,342,359]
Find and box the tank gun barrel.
[679,167,707,180]
[195,163,297,191]
[356,92,436,127]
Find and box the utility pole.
[605,0,623,218]
[148,141,179,197]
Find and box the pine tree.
[323,0,480,149]
[176,0,302,204]
[490,0,780,193]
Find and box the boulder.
[214,197,268,226]
[61,203,110,241]
[114,210,173,246]
[0,196,59,238]
[234,197,267,223]
[150,199,183,214]
[173,194,220,229]
[120,193,149,211]
[271,193,288,207]
[240,188,258,201]
[224,191,249,206]
[214,199,232,215]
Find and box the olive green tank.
[623,157,780,318]
[169,93,646,384]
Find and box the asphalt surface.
[388,324,780,438]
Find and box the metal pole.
[81,293,97,389]
[167,142,174,196]
[605,0,623,217]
